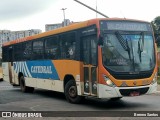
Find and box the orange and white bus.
[2,18,157,103]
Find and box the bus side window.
[33,40,44,60]
[14,44,22,61]
[45,36,59,60]
[22,42,32,60]
[60,32,76,59]
[68,42,76,59]
[82,35,97,65]
[60,39,67,59]
[91,37,97,65]
[3,46,13,62]
[2,47,9,62]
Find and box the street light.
[61,8,67,27]
[96,0,97,18]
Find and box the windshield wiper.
[138,32,144,62]
[115,31,131,60]
[115,31,128,50]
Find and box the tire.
[0,78,3,81]
[11,84,19,87]
[64,80,82,104]
[110,97,122,101]
[20,76,34,93]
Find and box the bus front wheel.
[20,76,34,93]
[64,80,82,104]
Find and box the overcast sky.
[0,0,159,32]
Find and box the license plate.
[130,91,140,96]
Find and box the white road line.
[30,105,40,111]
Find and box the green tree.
[152,16,160,46]
[152,16,160,39]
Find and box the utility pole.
[61,8,67,26]
[74,0,109,18]
[96,0,97,18]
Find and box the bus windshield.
[102,32,155,72]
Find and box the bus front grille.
[119,87,149,96]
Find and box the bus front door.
[82,36,97,96]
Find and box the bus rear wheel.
[64,80,82,104]
[20,76,34,93]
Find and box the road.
[0,81,160,120]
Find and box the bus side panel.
[13,60,64,92]
[2,63,10,83]
[24,77,64,92]
[2,62,15,84]
[53,60,83,95]
[53,60,81,80]
[25,77,37,88]
[12,60,83,94]
[36,78,63,92]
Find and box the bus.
[2,18,157,103]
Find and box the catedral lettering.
[31,66,52,74]
[2,18,159,104]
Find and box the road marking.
[30,105,40,111]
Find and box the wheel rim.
[68,86,77,98]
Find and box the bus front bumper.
[98,82,157,98]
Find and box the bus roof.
[2,18,148,47]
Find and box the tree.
[151,16,160,46]
[151,16,160,38]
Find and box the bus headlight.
[151,73,157,85]
[103,75,116,87]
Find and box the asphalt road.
[0,81,160,120]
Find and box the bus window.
[60,32,76,59]
[45,36,60,59]
[2,47,9,62]
[82,35,97,65]
[14,44,22,61]
[33,40,44,59]
[82,37,90,64]
[3,46,13,62]
[22,42,32,60]
[91,37,97,65]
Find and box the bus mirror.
[98,36,104,46]
[157,52,160,67]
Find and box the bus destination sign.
[100,21,152,31]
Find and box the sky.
[0,0,159,32]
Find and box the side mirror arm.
[98,35,104,46]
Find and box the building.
[45,19,72,32]
[0,29,42,58]
[45,23,62,32]
[62,19,71,27]
[9,29,42,41]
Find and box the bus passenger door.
[82,36,97,96]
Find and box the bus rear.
[97,19,157,99]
